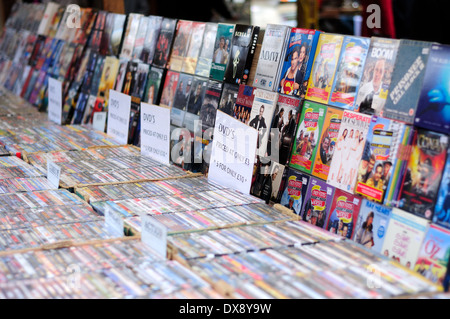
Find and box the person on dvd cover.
[249,105,268,149]
[354,211,374,248]
[160,73,178,107]
[279,109,297,162]
[357,58,386,114]
[434,150,450,229]
[279,44,308,96]
[415,44,450,134]
[212,36,229,65]
[174,80,189,109]
[399,129,448,220]
[187,82,205,115]
[219,92,234,116]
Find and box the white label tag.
[141,214,167,259]
[92,111,107,132]
[104,207,124,237]
[140,102,170,165]
[208,111,258,194]
[47,161,61,189]
[107,89,131,145]
[48,77,62,125]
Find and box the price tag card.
[141,214,167,260]
[140,102,170,165]
[104,207,124,238]
[208,111,258,194]
[92,111,107,132]
[48,77,62,125]
[47,161,61,189]
[107,89,131,145]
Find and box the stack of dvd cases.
[0,239,222,298]
[188,241,439,299]
[26,145,189,188]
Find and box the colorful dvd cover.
[233,84,255,125]
[301,177,335,229]
[311,106,343,180]
[121,61,138,96]
[249,89,279,158]
[37,2,59,36]
[181,22,206,75]
[414,224,450,286]
[434,147,450,230]
[398,129,449,220]
[143,67,164,105]
[250,159,285,204]
[141,15,162,64]
[329,36,370,110]
[415,44,450,134]
[383,40,432,124]
[224,24,260,85]
[131,16,149,61]
[268,95,301,166]
[96,56,120,110]
[161,70,180,108]
[353,199,391,254]
[172,72,194,111]
[100,13,126,57]
[278,168,310,215]
[355,37,400,115]
[169,72,193,129]
[152,18,177,69]
[327,110,372,193]
[290,101,327,174]
[130,62,149,100]
[384,125,413,207]
[253,24,290,92]
[306,33,344,104]
[218,83,239,117]
[326,188,362,239]
[198,80,223,131]
[381,207,429,269]
[184,77,208,132]
[354,116,399,203]
[278,28,320,98]
[120,13,143,60]
[74,8,97,46]
[195,23,218,77]
[168,20,193,72]
[113,58,128,92]
[209,23,235,81]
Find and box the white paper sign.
[92,111,107,132]
[208,111,258,194]
[48,77,62,125]
[107,89,131,145]
[141,214,167,259]
[47,161,61,189]
[104,207,124,237]
[140,102,171,165]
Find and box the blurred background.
[1,0,450,44]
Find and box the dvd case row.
[0,238,218,298]
[187,240,438,298]
[0,2,448,298]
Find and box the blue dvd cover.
[415,44,450,134]
[434,147,450,230]
[329,36,370,110]
[353,199,392,254]
[383,39,432,124]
